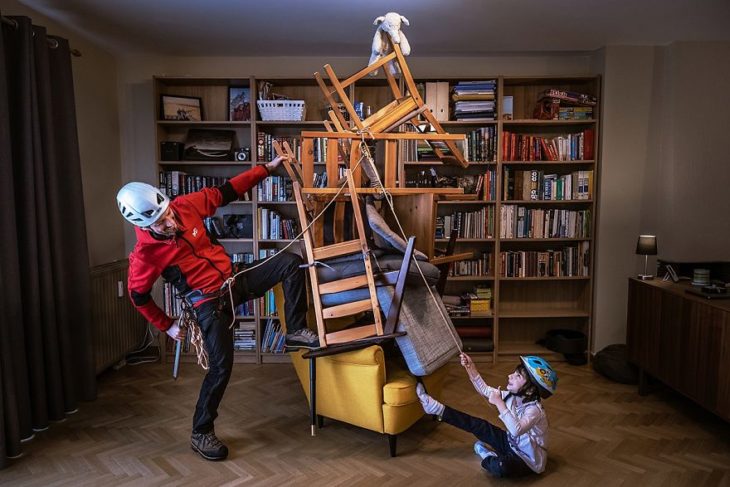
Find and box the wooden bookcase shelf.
[153,73,600,365]
[409,75,600,362]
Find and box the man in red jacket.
[116,156,317,461]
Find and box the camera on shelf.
[234,147,250,162]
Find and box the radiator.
[90,259,148,374]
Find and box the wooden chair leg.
[387,434,397,457]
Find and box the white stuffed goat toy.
[368,12,411,76]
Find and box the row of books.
[233,326,256,351]
[257,208,298,240]
[503,169,594,200]
[256,133,337,163]
[261,319,286,353]
[449,252,494,277]
[499,206,591,239]
[502,129,595,161]
[257,175,293,202]
[464,126,498,162]
[436,207,496,239]
[159,171,237,199]
[499,243,590,277]
[312,167,347,188]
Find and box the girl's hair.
[513,363,541,403]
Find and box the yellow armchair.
[274,284,449,456]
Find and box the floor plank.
[2,360,729,485]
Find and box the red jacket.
[127,165,268,331]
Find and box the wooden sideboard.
[626,278,730,421]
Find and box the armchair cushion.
[383,366,417,406]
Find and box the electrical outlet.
[117,280,124,298]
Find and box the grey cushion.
[378,284,461,376]
[318,255,440,307]
[366,202,429,261]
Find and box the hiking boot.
[191,431,228,461]
[285,328,320,349]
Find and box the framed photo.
[160,94,202,121]
[228,86,251,121]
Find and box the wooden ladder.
[292,170,385,347]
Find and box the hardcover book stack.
[451,80,497,121]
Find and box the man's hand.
[265,156,285,173]
[166,320,186,341]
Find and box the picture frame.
[228,86,251,121]
[160,94,202,121]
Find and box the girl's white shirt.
[470,374,548,473]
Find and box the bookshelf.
[404,75,600,363]
[153,73,600,366]
[153,75,398,365]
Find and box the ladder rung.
[319,275,370,295]
[322,299,373,319]
[312,240,362,260]
[325,325,378,345]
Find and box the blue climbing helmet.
[520,355,558,398]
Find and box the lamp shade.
[636,235,657,255]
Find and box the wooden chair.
[313,40,469,169]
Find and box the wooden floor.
[2,359,730,486]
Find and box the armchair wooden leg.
[387,434,397,457]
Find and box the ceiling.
[17,0,730,57]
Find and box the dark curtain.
[0,13,96,469]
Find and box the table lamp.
[636,235,657,280]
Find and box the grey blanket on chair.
[376,284,462,376]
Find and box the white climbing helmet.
[116,182,170,227]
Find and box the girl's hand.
[460,353,475,370]
[488,386,504,407]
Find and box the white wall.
[592,41,730,351]
[652,42,730,262]
[592,45,657,350]
[1,0,125,266]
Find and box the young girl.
[416,354,558,478]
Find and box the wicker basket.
[257,100,306,121]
